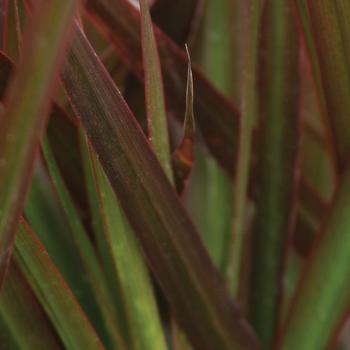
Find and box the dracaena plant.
[0,0,349,349]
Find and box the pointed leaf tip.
[172,44,195,195]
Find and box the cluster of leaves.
[0,0,349,349]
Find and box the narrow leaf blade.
[61,23,259,350]
[85,0,239,175]
[15,220,105,350]
[140,0,172,180]
[0,0,78,283]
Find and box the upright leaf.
[195,0,234,270]
[85,0,239,175]
[226,0,261,296]
[0,0,78,283]
[60,23,259,350]
[140,0,172,181]
[172,46,195,195]
[248,1,300,348]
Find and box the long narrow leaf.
[25,160,113,345]
[305,0,350,166]
[248,1,301,347]
[195,0,234,271]
[140,0,172,181]
[85,0,239,175]
[86,137,167,350]
[42,137,127,350]
[0,0,78,283]
[15,220,105,350]
[226,0,261,295]
[0,50,118,345]
[279,166,350,349]
[0,262,62,350]
[60,23,259,350]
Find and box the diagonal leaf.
[0,0,78,284]
[0,262,62,350]
[60,23,260,350]
[0,50,119,345]
[42,137,127,350]
[248,1,301,348]
[303,0,350,166]
[85,0,239,175]
[295,0,338,173]
[84,134,167,350]
[25,160,114,346]
[279,165,350,349]
[15,220,105,350]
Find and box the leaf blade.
[85,0,239,175]
[139,0,172,181]
[0,0,78,283]
[15,220,105,350]
[61,23,259,350]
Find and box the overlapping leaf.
[15,221,105,350]
[0,0,78,284]
[60,22,259,350]
[85,0,239,175]
[248,1,301,348]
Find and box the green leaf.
[85,134,167,350]
[279,166,350,349]
[25,160,112,345]
[1,262,62,350]
[42,137,127,350]
[15,220,105,350]
[248,1,301,347]
[225,0,261,296]
[85,0,239,176]
[140,0,172,181]
[303,0,350,166]
[60,23,260,350]
[0,0,78,284]
[195,0,233,271]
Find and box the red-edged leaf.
[248,1,301,347]
[15,220,106,350]
[1,262,62,350]
[0,0,78,284]
[85,0,239,175]
[60,23,260,350]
